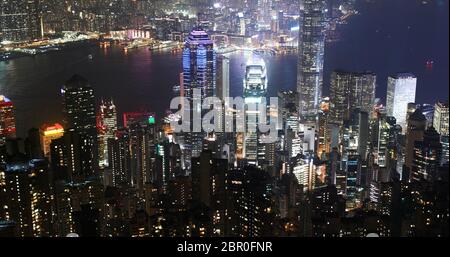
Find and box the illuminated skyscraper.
[183,29,216,101]
[433,101,449,165]
[181,29,216,169]
[0,95,16,145]
[1,155,52,237]
[243,56,267,165]
[404,109,426,174]
[411,127,442,182]
[97,99,118,168]
[61,75,98,180]
[62,75,96,136]
[297,0,326,121]
[330,71,376,124]
[433,101,449,136]
[40,123,64,158]
[386,73,417,132]
[0,0,41,42]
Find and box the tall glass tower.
[181,29,216,170]
[243,56,267,165]
[386,73,417,132]
[297,0,326,121]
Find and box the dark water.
[0,0,448,138]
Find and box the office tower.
[215,55,230,133]
[0,0,41,42]
[433,101,449,165]
[40,123,64,158]
[404,109,427,173]
[286,128,302,158]
[61,75,98,180]
[291,155,315,192]
[107,129,131,187]
[62,75,96,135]
[317,98,332,157]
[128,121,156,198]
[433,101,449,136]
[411,127,442,182]
[183,29,216,101]
[297,0,326,121]
[386,73,417,132]
[419,104,435,128]
[51,130,98,183]
[1,153,52,237]
[243,56,268,165]
[216,55,230,101]
[370,114,394,169]
[181,29,216,169]
[225,166,273,237]
[191,151,228,236]
[330,71,376,124]
[300,123,316,155]
[97,99,118,168]
[341,109,369,160]
[0,95,16,146]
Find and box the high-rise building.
[411,127,442,182]
[0,0,41,42]
[386,73,417,132]
[330,70,376,124]
[62,75,96,136]
[107,129,131,187]
[1,153,52,237]
[97,99,118,168]
[0,95,16,145]
[433,101,449,136]
[225,166,273,237]
[128,121,156,198]
[215,55,230,133]
[216,55,230,101]
[432,101,448,165]
[297,0,326,121]
[40,123,64,158]
[404,109,427,176]
[61,75,98,180]
[181,29,216,169]
[183,28,216,101]
[243,56,267,165]
[191,151,228,236]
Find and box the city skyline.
[0,0,449,239]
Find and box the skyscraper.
[330,70,376,124]
[97,99,118,168]
[404,109,426,175]
[183,29,216,101]
[0,95,16,146]
[62,75,96,136]
[297,0,326,121]
[181,29,216,169]
[411,127,442,182]
[386,73,417,132]
[243,56,267,165]
[433,101,449,137]
[61,75,98,180]
[0,0,41,42]
[433,101,449,165]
